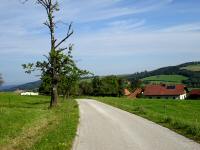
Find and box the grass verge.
[0,92,79,150]
[93,97,200,143]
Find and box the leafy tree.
[131,79,142,90]
[79,81,93,96]
[22,0,75,107]
[39,74,51,95]
[118,78,125,96]
[58,61,89,99]
[0,74,3,86]
[92,76,103,96]
[91,76,124,97]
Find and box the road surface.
[73,99,200,150]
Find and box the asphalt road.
[72,99,200,150]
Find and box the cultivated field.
[142,75,188,84]
[94,97,200,143]
[0,93,78,150]
[181,64,200,72]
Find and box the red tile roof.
[189,89,200,95]
[144,84,186,96]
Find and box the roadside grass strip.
[0,93,79,150]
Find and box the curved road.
[73,99,200,150]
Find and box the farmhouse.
[143,84,187,100]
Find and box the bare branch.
[55,22,73,49]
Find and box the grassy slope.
[181,64,200,72]
[0,93,78,150]
[93,97,200,143]
[142,75,188,84]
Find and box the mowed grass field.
[94,97,200,143]
[142,75,188,84]
[0,92,79,150]
[181,64,200,72]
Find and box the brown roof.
[128,88,143,99]
[189,89,200,95]
[124,88,131,96]
[144,84,186,96]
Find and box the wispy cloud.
[60,0,174,22]
[159,23,200,32]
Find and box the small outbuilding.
[188,89,200,100]
[21,92,39,96]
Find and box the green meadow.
[0,93,79,150]
[94,97,200,143]
[142,75,188,84]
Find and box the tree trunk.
[63,90,70,101]
[50,78,58,107]
[67,90,70,99]
[49,0,58,108]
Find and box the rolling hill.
[181,64,200,72]
[2,61,200,91]
[123,61,200,88]
[3,80,41,92]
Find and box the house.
[128,88,143,99]
[188,89,200,100]
[21,92,39,96]
[143,84,187,100]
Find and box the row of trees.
[79,76,126,97]
[39,75,126,97]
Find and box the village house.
[143,84,188,100]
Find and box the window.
[167,86,175,89]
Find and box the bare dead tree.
[22,0,73,107]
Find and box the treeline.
[79,76,126,96]
[39,75,128,97]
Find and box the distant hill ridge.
[123,61,200,88]
[123,61,200,79]
[2,61,200,91]
[3,80,41,92]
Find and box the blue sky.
[0,0,200,85]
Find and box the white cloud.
[74,31,200,58]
